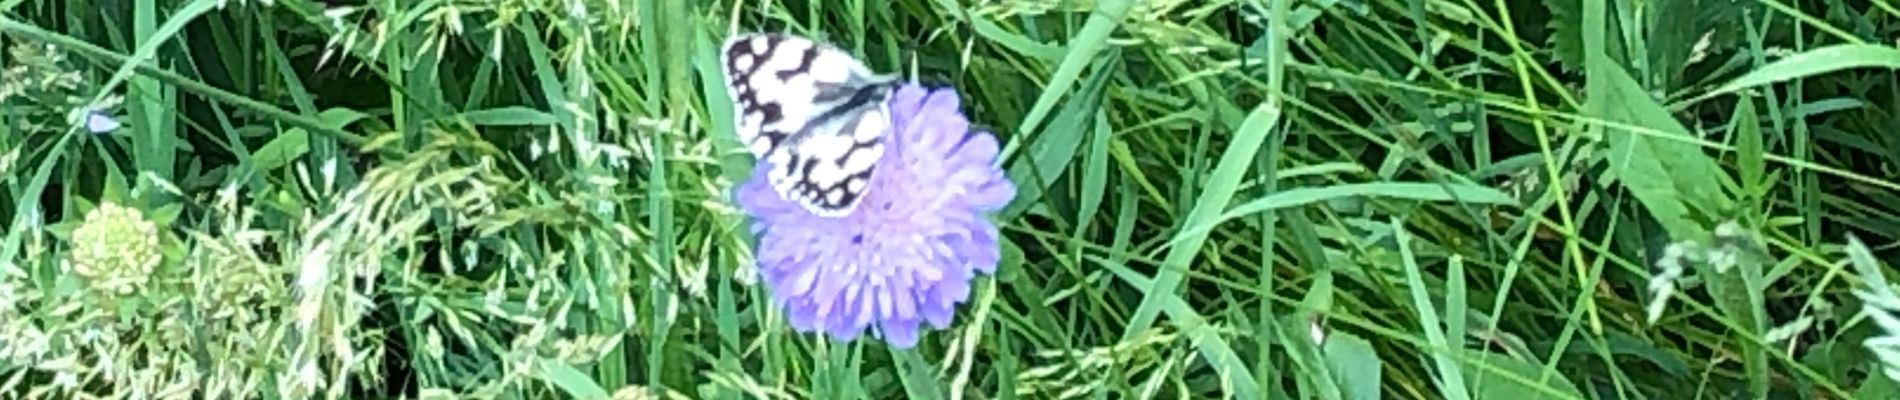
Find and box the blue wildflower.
[736,84,1015,348]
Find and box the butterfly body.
[721,33,898,217]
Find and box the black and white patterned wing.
[720,33,896,217]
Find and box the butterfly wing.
[720,33,895,217]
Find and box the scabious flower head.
[66,201,161,295]
[736,83,1014,348]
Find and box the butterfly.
[720,32,900,218]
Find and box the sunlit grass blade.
[1394,218,1471,400]
[997,0,1135,162]
[1704,44,1900,99]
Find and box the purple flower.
[736,84,1015,348]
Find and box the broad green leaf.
[1847,235,1893,294]
[1700,246,1769,398]
[1276,310,1340,400]
[1587,52,1732,240]
[252,128,311,172]
[1644,0,1755,88]
[890,348,947,400]
[1854,366,1900,399]
[1324,333,1383,400]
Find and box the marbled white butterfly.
[720,32,899,217]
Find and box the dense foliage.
[2,0,1899,399]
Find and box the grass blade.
[1705,44,1900,99]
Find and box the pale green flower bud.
[66,202,161,295]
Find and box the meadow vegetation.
[3,0,1900,399]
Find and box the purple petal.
[736,83,1013,349]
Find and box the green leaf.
[1009,0,1135,142]
[1462,351,1587,399]
[252,128,311,172]
[927,0,1064,61]
[90,0,220,110]
[1587,52,1732,240]
[1644,0,1754,88]
[1847,235,1892,294]
[1100,252,1262,399]
[100,165,130,206]
[1323,332,1383,400]
[890,348,946,400]
[1001,51,1118,219]
[456,107,559,127]
[1708,44,1900,98]
[70,196,97,219]
[316,107,370,129]
[1854,368,1900,399]
[695,27,754,187]
[1731,99,1764,199]
[535,357,611,399]
[1396,220,1470,400]
[147,203,183,227]
[45,220,78,242]
[1120,102,1280,399]
[996,236,1026,284]
[1700,244,1769,398]
[1168,182,1518,247]
[1559,332,1693,378]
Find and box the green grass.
[3,0,1900,398]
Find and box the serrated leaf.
[1587,53,1733,240]
[1543,0,1586,72]
[1700,245,1769,398]
[1646,0,1753,88]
